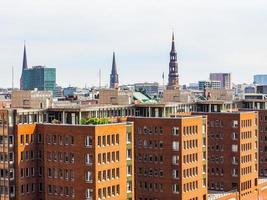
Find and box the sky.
[1,0,267,88]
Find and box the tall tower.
[20,43,28,89]
[110,52,119,89]
[167,32,179,89]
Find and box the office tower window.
[86,188,93,199]
[172,169,179,179]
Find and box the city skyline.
[1,0,267,88]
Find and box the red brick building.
[130,116,208,200]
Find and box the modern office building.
[254,74,267,85]
[134,82,159,97]
[209,73,231,89]
[130,116,208,200]
[15,121,134,200]
[198,81,221,90]
[22,66,56,95]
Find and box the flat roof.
[208,190,237,200]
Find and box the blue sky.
[1,0,267,88]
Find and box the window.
[107,135,110,145]
[85,136,93,147]
[172,184,179,193]
[20,135,24,145]
[85,171,92,183]
[127,149,132,160]
[85,188,93,199]
[172,170,179,179]
[127,165,132,176]
[127,132,132,143]
[116,134,119,144]
[97,136,101,147]
[85,154,93,165]
[232,145,238,152]
[172,141,179,151]
[25,134,29,145]
[102,136,106,146]
[127,181,132,192]
[172,127,179,136]
[172,155,179,165]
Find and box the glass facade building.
[254,74,267,85]
[22,66,56,95]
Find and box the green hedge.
[80,117,110,125]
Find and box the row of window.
[47,151,74,163]
[241,142,252,151]
[241,180,252,191]
[21,150,41,161]
[209,156,224,164]
[241,119,253,128]
[241,154,252,163]
[183,181,198,192]
[241,131,252,139]
[183,167,198,178]
[21,167,35,178]
[183,153,198,164]
[137,139,163,149]
[48,185,75,197]
[208,144,224,152]
[48,168,74,180]
[97,168,120,181]
[21,183,43,194]
[137,153,164,163]
[98,185,120,199]
[138,181,164,192]
[137,168,164,177]
[97,151,120,164]
[138,126,163,135]
[183,125,198,135]
[0,152,14,162]
[137,139,164,149]
[47,134,74,146]
[183,139,198,150]
[241,166,252,175]
[97,134,119,147]
[20,134,42,145]
[208,168,224,176]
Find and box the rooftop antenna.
[12,66,14,90]
[99,69,101,89]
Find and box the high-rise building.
[254,74,267,85]
[209,73,231,89]
[15,122,134,200]
[110,52,119,89]
[198,80,221,90]
[167,33,179,89]
[19,45,56,95]
[130,116,208,200]
[22,66,56,94]
[195,111,259,199]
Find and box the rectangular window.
[172,141,179,151]
[20,135,24,145]
[116,134,119,144]
[85,154,93,165]
[85,136,93,147]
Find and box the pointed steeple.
[22,42,28,70]
[110,52,119,89]
[167,32,179,89]
[111,52,118,74]
[171,32,176,52]
[20,42,28,90]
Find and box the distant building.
[209,73,231,89]
[63,87,77,97]
[198,80,221,90]
[134,82,159,97]
[54,85,63,97]
[20,45,56,95]
[11,90,52,109]
[256,85,267,94]
[254,74,267,85]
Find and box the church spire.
[110,52,119,89]
[20,42,28,90]
[167,32,179,89]
[22,42,28,70]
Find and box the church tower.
[167,32,179,89]
[20,43,28,89]
[110,52,119,89]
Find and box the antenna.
[99,69,101,89]
[12,66,14,90]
